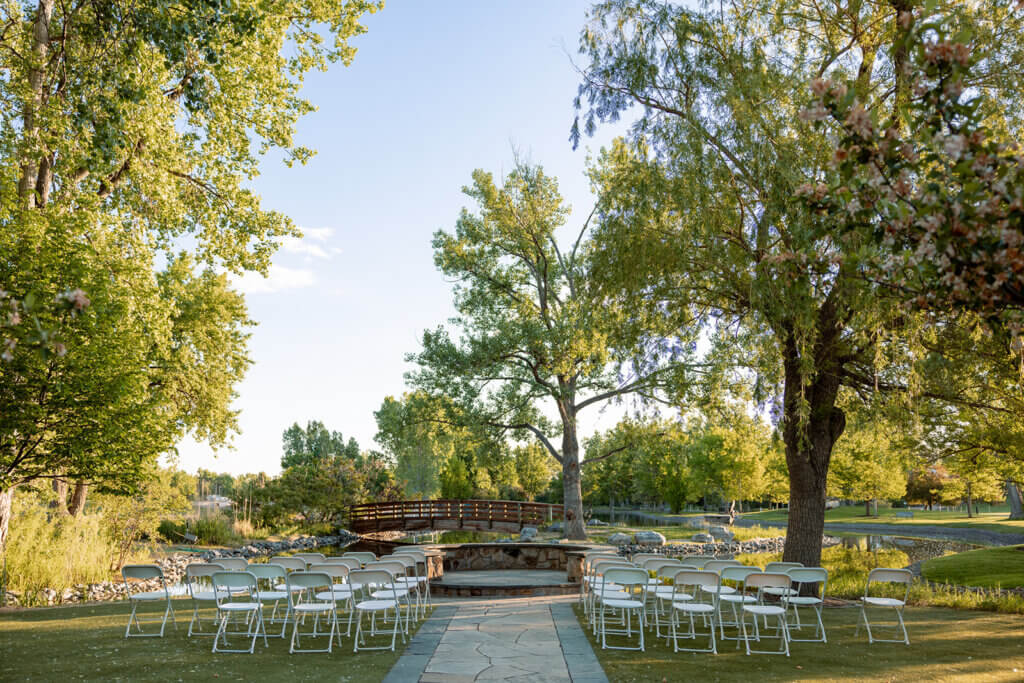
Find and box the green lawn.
[923,545,1024,590]
[0,599,417,681]
[742,505,1024,535]
[576,603,1024,682]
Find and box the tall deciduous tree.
[0,0,380,552]
[574,0,1024,566]
[408,162,692,539]
[281,421,360,470]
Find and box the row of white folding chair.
[390,549,433,617]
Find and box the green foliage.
[439,456,474,500]
[407,159,692,538]
[191,515,241,547]
[827,402,909,507]
[3,491,117,605]
[281,420,361,470]
[514,443,558,501]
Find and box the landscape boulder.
[608,532,633,545]
[633,530,666,546]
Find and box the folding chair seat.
[211,571,268,654]
[855,568,912,645]
[785,567,828,643]
[349,569,404,652]
[185,563,225,637]
[740,573,791,656]
[286,571,340,653]
[596,567,648,651]
[122,564,176,638]
[247,563,292,637]
[669,570,719,654]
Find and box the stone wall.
[441,543,590,574]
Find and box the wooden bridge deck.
[349,499,563,535]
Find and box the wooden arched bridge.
[349,499,564,534]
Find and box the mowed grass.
[742,506,1024,535]
[0,599,416,681]
[924,545,1024,590]
[575,603,1024,682]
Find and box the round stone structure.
[427,542,598,597]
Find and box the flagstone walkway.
[383,596,607,683]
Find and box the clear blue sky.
[176,1,632,475]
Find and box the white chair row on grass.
[120,547,434,655]
[578,551,912,657]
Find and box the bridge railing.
[349,499,564,534]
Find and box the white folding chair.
[366,560,413,634]
[579,552,619,612]
[587,560,634,631]
[785,567,828,643]
[716,566,760,641]
[323,556,362,571]
[763,562,803,601]
[740,573,791,656]
[856,568,912,645]
[213,557,249,571]
[631,552,664,565]
[211,571,268,654]
[385,555,423,621]
[247,563,292,637]
[185,563,224,637]
[703,560,743,598]
[310,563,356,636]
[393,549,432,615]
[669,570,719,654]
[286,571,340,653]
[597,567,648,651]
[122,564,176,638]
[349,569,404,652]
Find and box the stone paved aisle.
[383,596,608,683]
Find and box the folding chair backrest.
[704,559,742,574]
[388,554,416,570]
[866,568,912,601]
[602,567,649,599]
[672,569,720,592]
[343,552,377,565]
[212,571,258,604]
[366,560,406,578]
[765,561,804,573]
[186,563,221,580]
[309,563,349,582]
[644,557,681,571]
[631,553,663,564]
[350,569,398,600]
[328,557,362,571]
[293,552,326,566]
[682,555,716,569]
[214,557,249,571]
[744,572,792,595]
[247,563,287,582]
[585,553,619,571]
[122,564,164,581]
[269,556,306,572]
[592,560,634,577]
[721,566,760,584]
[788,567,828,597]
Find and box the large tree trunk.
[0,487,13,555]
[779,313,846,569]
[68,481,89,516]
[559,400,587,541]
[1007,482,1024,520]
[51,477,69,515]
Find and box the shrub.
[157,519,185,542]
[192,515,240,546]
